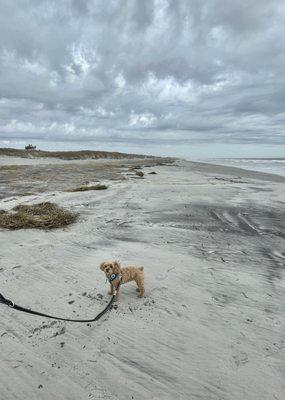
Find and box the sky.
[0,0,285,159]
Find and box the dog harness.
[108,273,117,282]
[108,273,122,283]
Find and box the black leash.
[0,281,121,323]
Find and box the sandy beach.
[0,156,284,400]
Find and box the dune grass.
[0,147,149,160]
[0,202,77,230]
[68,183,108,192]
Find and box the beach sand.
[0,156,284,400]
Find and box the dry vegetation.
[68,183,108,192]
[0,149,174,199]
[0,202,77,230]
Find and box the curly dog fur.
[100,260,144,301]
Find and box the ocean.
[202,158,285,177]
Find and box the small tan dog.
[100,260,144,301]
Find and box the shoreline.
[184,159,285,182]
[193,158,285,178]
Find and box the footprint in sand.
[232,352,249,367]
[155,267,175,281]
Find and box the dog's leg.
[114,287,120,302]
[135,274,145,298]
[108,283,113,295]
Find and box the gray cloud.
[0,0,284,157]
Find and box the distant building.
[25,144,37,150]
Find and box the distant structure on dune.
[25,144,37,150]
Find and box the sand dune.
[0,157,284,399]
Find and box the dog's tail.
[139,266,144,271]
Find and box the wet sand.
[0,156,284,400]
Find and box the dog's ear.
[113,260,121,274]
[100,262,106,271]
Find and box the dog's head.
[100,260,121,278]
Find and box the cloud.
[0,0,284,157]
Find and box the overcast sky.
[0,0,284,158]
